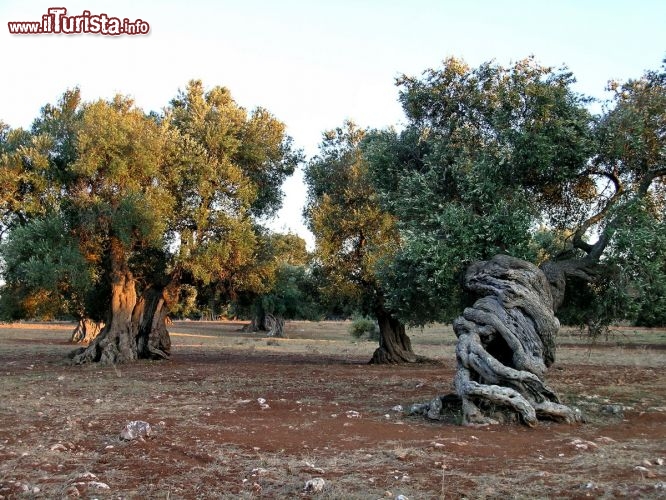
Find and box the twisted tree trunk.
[242,310,285,337]
[370,306,419,364]
[70,318,104,344]
[412,255,582,425]
[133,285,173,360]
[453,255,582,425]
[70,237,138,365]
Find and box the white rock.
[302,460,326,474]
[656,458,665,466]
[76,472,98,480]
[120,421,152,440]
[570,438,598,450]
[304,477,325,493]
[346,410,361,418]
[392,405,404,412]
[87,481,110,490]
[595,436,617,444]
[257,398,267,405]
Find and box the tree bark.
[413,255,582,425]
[242,310,285,337]
[133,285,173,360]
[263,313,285,337]
[70,237,138,365]
[70,318,104,344]
[540,258,603,312]
[369,306,420,364]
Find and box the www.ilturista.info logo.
[8,7,150,35]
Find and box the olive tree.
[365,57,665,425]
[304,122,421,363]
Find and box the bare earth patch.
[0,321,665,499]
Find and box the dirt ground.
[0,321,665,499]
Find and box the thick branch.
[638,166,666,195]
[572,169,624,257]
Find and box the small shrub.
[349,316,379,341]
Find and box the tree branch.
[572,169,624,258]
[638,167,666,196]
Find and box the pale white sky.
[2,1,665,247]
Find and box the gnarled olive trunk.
[242,309,285,337]
[452,255,581,425]
[70,318,104,344]
[71,238,138,365]
[133,285,173,360]
[369,306,419,364]
[411,255,582,426]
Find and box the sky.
[1,0,665,248]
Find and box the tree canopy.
[304,121,422,363]
[304,121,399,310]
[362,57,666,331]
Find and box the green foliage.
[363,57,594,324]
[0,81,300,323]
[303,121,400,316]
[168,80,302,220]
[257,264,323,321]
[364,57,666,329]
[604,202,666,327]
[229,231,323,321]
[577,61,666,328]
[350,316,380,340]
[348,316,379,340]
[0,213,102,320]
[170,284,199,319]
[165,81,301,298]
[597,64,666,187]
